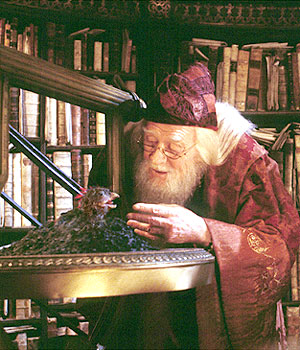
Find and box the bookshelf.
[1,0,300,347]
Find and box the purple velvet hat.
[145,62,218,130]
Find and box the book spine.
[10,87,20,131]
[207,46,219,85]
[0,18,5,45]
[103,41,109,72]
[292,52,300,110]
[21,154,32,227]
[257,54,268,111]
[89,110,97,145]
[71,105,82,188]
[82,154,93,189]
[278,64,288,110]
[53,152,73,219]
[22,90,40,138]
[287,52,296,111]
[96,112,106,145]
[55,24,65,66]
[283,137,294,197]
[94,41,103,71]
[235,49,249,111]
[46,154,55,223]
[131,44,137,73]
[45,96,58,145]
[228,44,238,106]
[57,101,67,145]
[246,47,263,111]
[221,46,231,103]
[4,153,13,227]
[81,108,89,145]
[12,153,22,227]
[46,22,56,63]
[31,163,40,221]
[71,149,82,189]
[74,39,82,70]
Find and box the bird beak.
[106,191,120,209]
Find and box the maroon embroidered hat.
[144,62,218,130]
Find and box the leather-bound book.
[228,44,239,106]
[235,49,249,111]
[246,47,263,111]
[221,46,231,103]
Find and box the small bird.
[0,187,157,256]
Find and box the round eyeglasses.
[136,136,196,160]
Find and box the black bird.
[0,187,157,256]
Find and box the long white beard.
[134,153,207,206]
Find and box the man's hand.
[127,203,211,246]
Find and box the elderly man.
[87,62,300,349]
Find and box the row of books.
[70,27,137,74]
[179,39,300,112]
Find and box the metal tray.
[0,248,214,299]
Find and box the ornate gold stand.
[0,248,214,298]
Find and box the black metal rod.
[9,125,81,196]
[31,299,90,344]
[0,191,42,227]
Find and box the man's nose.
[149,147,167,164]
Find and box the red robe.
[87,131,300,349]
[195,133,300,349]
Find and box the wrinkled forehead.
[144,121,197,142]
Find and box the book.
[71,104,82,187]
[257,53,268,111]
[0,18,5,45]
[46,154,55,223]
[94,41,103,71]
[283,137,294,198]
[89,110,97,145]
[31,163,39,220]
[96,112,106,145]
[81,108,89,145]
[221,46,231,103]
[53,152,73,220]
[71,149,82,188]
[55,23,65,66]
[235,49,249,111]
[71,105,81,146]
[122,29,132,73]
[57,101,67,146]
[21,154,32,227]
[46,22,56,63]
[103,41,109,72]
[3,153,13,227]
[45,96,58,145]
[12,153,22,227]
[9,18,18,49]
[9,86,20,131]
[215,61,224,101]
[278,64,288,110]
[4,22,10,47]
[73,39,82,70]
[207,46,219,85]
[82,154,93,189]
[228,44,238,106]
[246,47,263,111]
[291,52,300,110]
[22,90,40,138]
[131,44,137,73]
